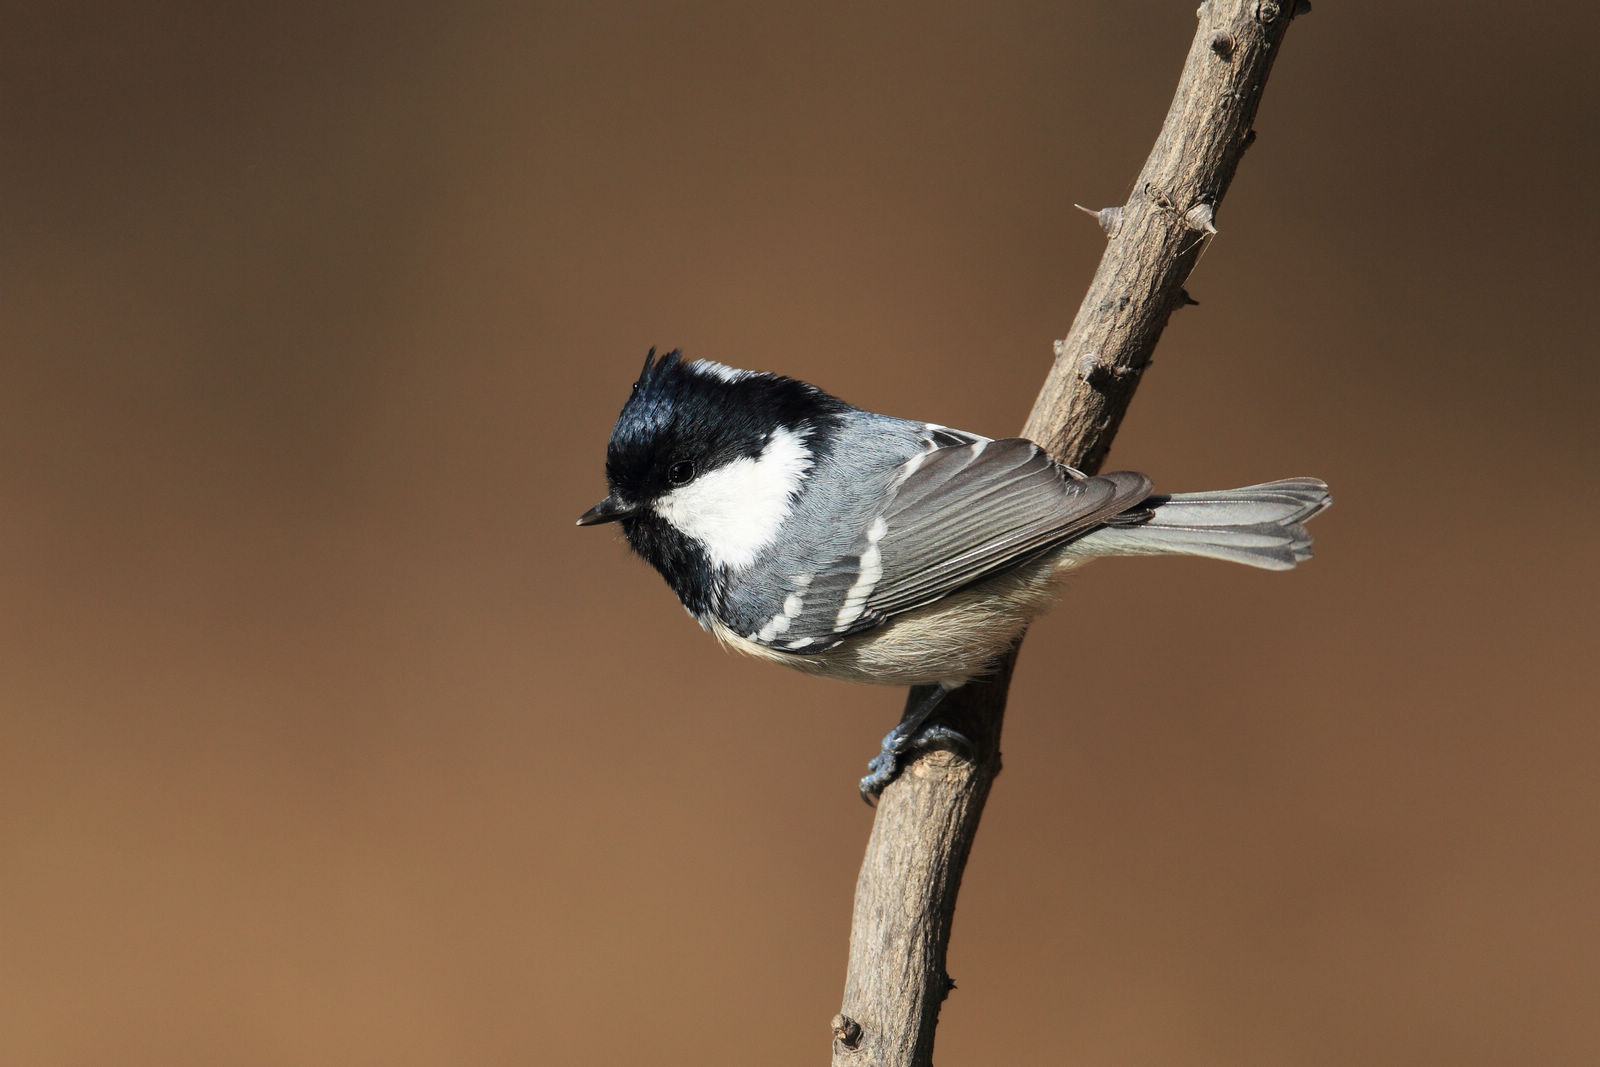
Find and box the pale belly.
[706,553,1086,688]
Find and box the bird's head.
[578,350,849,605]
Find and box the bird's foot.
[858,705,972,806]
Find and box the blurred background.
[4,2,1597,1064]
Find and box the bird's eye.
[667,460,695,485]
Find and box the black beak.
[576,494,638,526]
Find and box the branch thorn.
[1073,202,1124,236]
[1184,202,1218,235]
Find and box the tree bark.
[831,3,1305,1063]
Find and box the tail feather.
[1068,478,1330,571]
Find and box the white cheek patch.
[653,426,812,571]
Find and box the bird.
[578,349,1330,801]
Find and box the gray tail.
[1069,477,1331,571]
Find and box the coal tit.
[579,349,1330,800]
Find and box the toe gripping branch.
[858,684,974,805]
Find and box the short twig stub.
[831,1014,863,1050]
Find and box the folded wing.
[740,438,1150,652]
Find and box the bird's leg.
[858,683,972,805]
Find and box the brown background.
[4,2,1597,1065]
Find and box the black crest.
[603,348,849,507]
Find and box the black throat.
[621,512,718,618]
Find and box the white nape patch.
[687,359,757,384]
[834,516,889,630]
[654,425,812,571]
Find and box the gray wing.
[732,438,1151,653]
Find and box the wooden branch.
[831,3,1304,1064]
